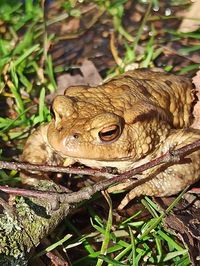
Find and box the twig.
[114,138,200,180]
[0,161,114,178]
[0,138,199,205]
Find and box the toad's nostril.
[64,133,80,147]
[72,133,80,139]
[64,133,80,148]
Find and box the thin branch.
[0,138,199,205]
[0,186,58,201]
[112,138,200,180]
[1,139,199,179]
[0,161,114,178]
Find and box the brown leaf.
[155,196,200,266]
[193,70,200,89]
[57,59,102,94]
[45,59,103,102]
[60,18,80,34]
[80,59,102,85]
[191,70,200,129]
[179,0,200,33]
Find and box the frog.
[22,69,200,209]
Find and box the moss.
[0,180,70,264]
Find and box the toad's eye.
[99,125,121,142]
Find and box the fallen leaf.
[156,196,200,266]
[191,70,200,129]
[57,59,102,92]
[193,69,200,89]
[46,59,102,102]
[57,73,86,94]
[60,17,80,34]
[179,0,200,33]
[80,59,102,85]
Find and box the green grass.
[0,0,199,264]
[54,192,190,265]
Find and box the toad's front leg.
[21,124,65,184]
[22,124,63,166]
[109,129,200,209]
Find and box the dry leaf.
[179,0,200,33]
[191,70,200,129]
[56,59,102,95]
[60,17,80,34]
[80,59,102,85]
[193,69,200,89]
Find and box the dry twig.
[0,139,199,264]
[0,138,200,205]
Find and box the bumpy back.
[108,69,194,128]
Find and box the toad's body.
[22,69,200,208]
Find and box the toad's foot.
[108,129,200,209]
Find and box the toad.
[22,69,200,209]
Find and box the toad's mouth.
[51,140,137,162]
[63,154,150,173]
[55,144,135,161]
[47,123,136,162]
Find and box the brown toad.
[22,69,200,209]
